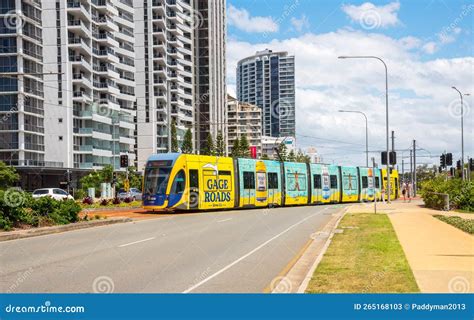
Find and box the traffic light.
[112,172,117,184]
[120,155,129,168]
[457,160,462,170]
[381,151,396,165]
[440,154,446,168]
[470,158,474,171]
[449,167,455,177]
[446,153,453,166]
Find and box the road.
[0,205,345,293]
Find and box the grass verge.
[433,215,474,234]
[306,212,419,293]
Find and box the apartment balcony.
[67,1,91,20]
[67,19,91,37]
[72,73,92,88]
[69,55,92,72]
[72,91,92,103]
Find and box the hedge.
[0,190,81,231]
[420,177,473,212]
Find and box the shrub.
[82,196,94,205]
[420,177,474,211]
[100,198,109,206]
[123,197,132,203]
[112,197,121,205]
[74,189,86,200]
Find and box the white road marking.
[182,209,327,293]
[217,218,233,223]
[118,237,156,248]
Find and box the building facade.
[135,0,226,170]
[227,95,261,157]
[0,0,46,167]
[261,136,296,160]
[42,0,136,171]
[237,49,295,138]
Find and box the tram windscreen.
[144,167,172,195]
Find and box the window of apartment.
[0,77,18,92]
[0,37,16,53]
[58,136,63,141]
[0,56,17,72]
[58,118,63,123]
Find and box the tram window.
[144,167,171,194]
[243,171,255,189]
[313,174,322,189]
[171,170,185,194]
[375,177,380,188]
[268,172,278,189]
[362,176,368,188]
[189,170,198,189]
[330,175,338,189]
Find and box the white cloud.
[227,5,278,33]
[422,41,438,54]
[227,30,473,165]
[342,1,401,29]
[290,15,310,32]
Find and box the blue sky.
[225,1,473,166]
[228,0,473,60]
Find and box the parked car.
[32,188,74,201]
[117,188,142,201]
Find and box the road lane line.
[182,209,327,293]
[118,237,156,248]
[217,218,233,223]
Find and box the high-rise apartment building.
[0,0,45,167]
[42,0,136,171]
[135,0,226,170]
[237,49,295,138]
[227,95,261,157]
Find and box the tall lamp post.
[451,86,470,181]
[338,55,391,202]
[339,110,369,167]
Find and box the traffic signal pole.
[413,140,417,197]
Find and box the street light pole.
[451,87,470,181]
[338,55,391,202]
[339,110,369,167]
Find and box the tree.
[170,120,179,152]
[215,131,226,156]
[202,133,215,156]
[79,165,114,196]
[181,128,193,154]
[277,142,287,162]
[287,150,296,162]
[0,161,19,189]
[261,154,270,160]
[240,135,250,158]
[230,137,240,158]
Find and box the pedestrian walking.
[401,183,407,202]
[407,183,412,202]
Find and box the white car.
[32,188,74,201]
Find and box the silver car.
[117,188,142,201]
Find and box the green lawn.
[434,215,474,234]
[306,213,419,293]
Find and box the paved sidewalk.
[347,200,473,293]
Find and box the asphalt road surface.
[1,204,345,293]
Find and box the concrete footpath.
[347,199,473,293]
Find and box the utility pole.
[372,157,377,214]
[413,140,417,197]
[167,81,172,153]
[391,131,395,163]
[401,159,404,183]
[409,150,413,186]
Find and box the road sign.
[124,179,130,192]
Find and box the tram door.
[189,169,199,209]
[242,171,255,207]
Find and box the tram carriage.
[142,153,399,211]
